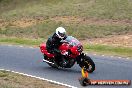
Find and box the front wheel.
[79,55,95,73]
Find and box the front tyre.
[80,55,95,73]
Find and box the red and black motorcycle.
[40,36,95,73]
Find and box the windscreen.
[63,36,80,46]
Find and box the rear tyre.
[80,55,95,73]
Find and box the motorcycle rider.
[46,27,67,57]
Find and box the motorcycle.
[40,36,95,73]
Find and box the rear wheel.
[80,55,95,73]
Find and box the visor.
[58,31,66,37]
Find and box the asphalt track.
[0,45,132,88]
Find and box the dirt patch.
[0,17,45,28]
[0,19,6,27]
[82,34,132,47]
[51,16,132,26]
[0,71,67,88]
[0,16,132,28]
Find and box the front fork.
[76,52,86,66]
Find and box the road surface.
[0,45,132,88]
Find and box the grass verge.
[0,37,131,58]
[0,70,66,88]
[84,44,132,58]
[0,37,43,46]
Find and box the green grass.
[0,20,132,39]
[0,0,132,58]
[0,0,132,39]
[0,71,9,77]
[84,44,132,57]
[0,0,132,20]
[0,37,43,45]
[0,70,65,88]
[0,37,132,58]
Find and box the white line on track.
[110,56,114,58]
[118,57,121,59]
[19,46,24,47]
[93,53,97,55]
[29,47,34,49]
[8,45,12,46]
[0,69,77,88]
[5,45,131,60]
[102,55,105,56]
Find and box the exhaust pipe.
[42,59,55,65]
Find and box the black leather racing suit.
[46,33,66,55]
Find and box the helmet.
[56,27,66,39]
